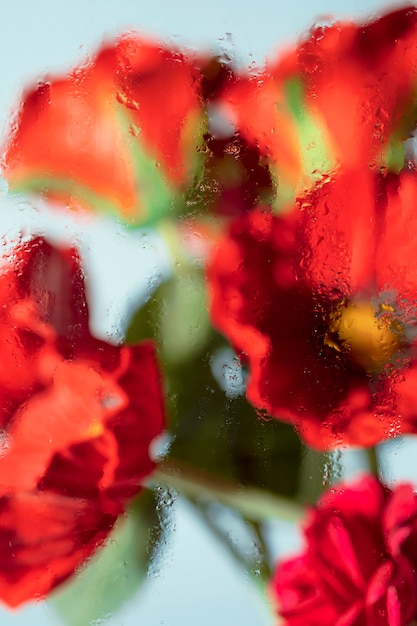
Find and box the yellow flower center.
[324,300,405,373]
[85,421,105,439]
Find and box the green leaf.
[153,459,304,523]
[126,264,211,363]
[385,85,417,172]
[157,267,211,363]
[50,490,162,626]
[116,108,177,227]
[10,177,123,221]
[10,103,207,229]
[384,131,406,173]
[272,78,336,209]
[166,334,303,500]
[115,105,207,227]
[125,285,161,346]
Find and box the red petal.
[115,34,204,184]
[207,191,379,450]
[0,492,115,608]
[220,7,417,203]
[376,172,417,303]
[0,238,166,605]
[0,360,126,494]
[4,35,204,222]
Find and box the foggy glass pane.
[1,2,417,625]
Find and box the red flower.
[0,237,165,606]
[3,34,205,225]
[271,476,417,626]
[208,169,417,449]
[220,6,417,206]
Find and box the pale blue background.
[0,1,413,624]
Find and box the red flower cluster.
[220,6,417,204]
[4,3,417,615]
[0,237,165,607]
[207,6,417,450]
[208,169,417,450]
[206,7,417,624]
[4,34,205,225]
[271,476,417,626]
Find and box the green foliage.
[166,335,303,498]
[126,262,303,500]
[50,490,163,626]
[126,263,211,363]
[271,78,336,209]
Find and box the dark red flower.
[0,237,165,606]
[271,476,417,626]
[208,169,417,449]
[3,34,205,225]
[220,6,417,206]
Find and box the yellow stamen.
[324,300,404,373]
[86,421,105,439]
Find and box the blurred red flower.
[0,237,165,606]
[271,476,417,626]
[3,34,205,225]
[220,5,417,206]
[208,169,417,449]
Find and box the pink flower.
[271,476,417,626]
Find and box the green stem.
[187,498,273,616]
[367,446,380,478]
[188,498,253,572]
[249,520,273,581]
[150,457,304,523]
[298,447,326,504]
[147,458,295,620]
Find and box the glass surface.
[0,2,416,625]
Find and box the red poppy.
[0,237,165,606]
[271,475,417,626]
[220,6,417,207]
[207,169,417,449]
[3,34,205,225]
